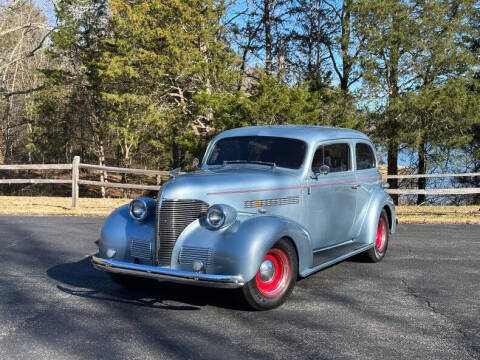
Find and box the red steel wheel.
[375,216,388,253]
[255,248,291,298]
[364,209,390,262]
[239,238,298,310]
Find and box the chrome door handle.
[351,184,360,189]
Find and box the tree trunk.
[385,10,401,205]
[417,142,426,205]
[277,37,285,81]
[474,163,480,205]
[172,127,179,168]
[387,141,399,205]
[340,0,351,92]
[263,0,273,75]
[98,142,107,198]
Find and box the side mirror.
[192,157,200,169]
[311,164,330,179]
[319,165,330,175]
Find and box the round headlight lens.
[129,199,147,220]
[206,205,226,228]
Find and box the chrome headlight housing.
[205,204,237,229]
[129,197,156,221]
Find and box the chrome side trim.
[313,238,355,253]
[300,244,374,277]
[92,256,244,288]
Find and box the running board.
[300,244,374,277]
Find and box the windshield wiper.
[223,160,276,168]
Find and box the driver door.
[306,141,357,250]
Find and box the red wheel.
[375,216,388,252]
[255,248,291,298]
[365,209,390,262]
[239,238,298,310]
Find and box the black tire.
[238,238,298,310]
[364,209,390,262]
[108,272,157,290]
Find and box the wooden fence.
[1,156,479,207]
[0,156,168,207]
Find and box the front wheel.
[239,238,298,310]
[364,209,390,262]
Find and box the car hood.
[160,166,302,209]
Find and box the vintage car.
[92,126,396,310]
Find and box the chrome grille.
[179,246,213,265]
[130,238,152,260]
[156,199,209,266]
[244,195,299,208]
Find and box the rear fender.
[358,190,396,245]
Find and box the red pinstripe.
[206,175,381,195]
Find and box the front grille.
[156,199,209,266]
[179,246,213,265]
[130,238,152,260]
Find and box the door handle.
[351,184,360,189]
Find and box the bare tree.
[0,0,52,163]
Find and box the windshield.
[206,136,306,169]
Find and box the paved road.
[0,216,478,360]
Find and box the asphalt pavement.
[0,216,478,360]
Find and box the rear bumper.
[92,256,245,288]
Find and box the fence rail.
[0,156,164,207]
[384,172,480,179]
[1,156,480,207]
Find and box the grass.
[0,196,130,216]
[395,205,480,224]
[1,196,479,224]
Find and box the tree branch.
[0,23,50,38]
[2,84,45,99]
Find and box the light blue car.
[93,126,396,310]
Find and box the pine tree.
[100,0,240,168]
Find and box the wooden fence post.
[71,156,80,208]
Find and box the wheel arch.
[383,204,393,230]
[240,216,312,282]
[358,190,396,245]
[280,235,300,272]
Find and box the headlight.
[205,204,236,229]
[129,197,155,221]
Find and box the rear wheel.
[365,209,389,262]
[239,238,298,310]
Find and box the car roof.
[214,125,370,145]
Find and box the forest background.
[1,0,480,205]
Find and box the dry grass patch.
[0,196,130,216]
[1,197,480,224]
[397,205,480,224]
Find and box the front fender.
[174,214,313,283]
[99,204,155,265]
[358,190,396,245]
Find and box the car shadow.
[47,257,249,311]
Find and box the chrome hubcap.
[259,259,275,282]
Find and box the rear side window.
[356,143,376,170]
[312,143,351,173]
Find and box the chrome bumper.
[92,256,245,288]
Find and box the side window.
[356,143,376,170]
[312,143,351,174]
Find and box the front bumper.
[92,256,245,288]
